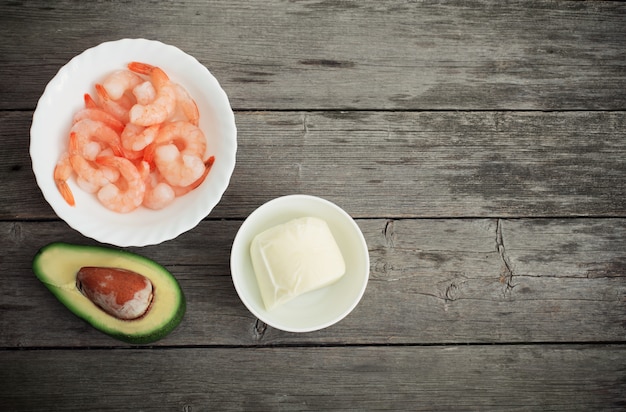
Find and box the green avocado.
[32,242,186,344]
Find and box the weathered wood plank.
[1,1,625,110]
[502,219,626,279]
[3,110,625,220]
[1,345,624,411]
[1,218,623,347]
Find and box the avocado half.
[32,242,186,344]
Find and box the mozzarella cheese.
[250,216,346,310]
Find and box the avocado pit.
[76,267,154,320]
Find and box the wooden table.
[1,1,625,410]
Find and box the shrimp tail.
[84,93,98,109]
[206,155,215,168]
[95,83,111,103]
[55,179,76,206]
[128,62,157,76]
[128,62,170,84]
[94,83,134,124]
[54,152,76,206]
[188,156,215,191]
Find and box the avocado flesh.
[32,242,186,344]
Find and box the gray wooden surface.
[1,1,625,410]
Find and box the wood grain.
[1,345,624,411]
[2,218,623,347]
[1,1,625,110]
[3,110,625,220]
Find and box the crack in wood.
[302,112,309,134]
[383,219,395,248]
[496,219,516,297]
[254,319,268,340]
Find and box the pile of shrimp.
[54,62,214,213]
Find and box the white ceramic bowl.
[231,195,369,332]
[30,39,237,246]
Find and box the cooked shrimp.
[170,156,215,197]
[133,81,157,105]
[95,156,146,213]
[144,182,176,209]
[127,62,176,126]
[120,147,144,161]
[72,108,125,134]
[75,146,119,194]
[70,154,114,189]
[150,121,207,187]
[54,152,75,206]
[76,175,101,194]
[153,144,205,187]
[154,121,206,158]
[69,132,119,188]
[70,119,123,160]
[102,69,144,100]
[58,63,206,213]
[95,83,133,124]
[121,123,159,152]
[143,169,176,210]
[173,83,199,126]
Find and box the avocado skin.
[109,297,186,345]
[32,242,186,344]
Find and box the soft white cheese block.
[250,216,346,310]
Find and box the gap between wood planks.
[3,341,625,351]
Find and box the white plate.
[231,195,369,332]
[30,39,237,246]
